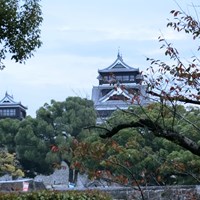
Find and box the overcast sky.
[0,0,199,117]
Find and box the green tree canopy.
[79,106,200,186]
[0,0,42,69]
[13,97,97,181]
[40,97,97,185]
[15,116,53,176]
[0,118,20,153]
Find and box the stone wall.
[34,161,89,188]
[100,185,200,200]
[34,161,69,185]
[0,179,46,192]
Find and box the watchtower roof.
[98,53,139,73]
[0,92,27,109]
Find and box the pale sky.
[0,0,199,117]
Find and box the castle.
[92,53,148,123]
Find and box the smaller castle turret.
[0,92,27,120]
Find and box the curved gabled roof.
[98,86,133,103]
[0,92,27,109]
[98,53,139,73]
[0,92,16,104]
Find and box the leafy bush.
[0,190,112,200]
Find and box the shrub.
[0,190,112,200]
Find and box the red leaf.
[51,145,59,152]
[170,87,175,91]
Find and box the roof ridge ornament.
[117,47,123,61]
[117,47,120,58]
[5,91,14,99]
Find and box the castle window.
[116,75,123,81]
[97,110,113,118]
[103,76,109,81]
[130,75,135,81]
[0,109,16,117]
[123,75,129,81]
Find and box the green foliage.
[14,97,96,181]
[15,117,52,176]
[0,0,43,69]
[0,118,20,152]
[0,190,112,200]
[76,103,200,186]
[0,149,24,177]
[37,97,96,137]
[0,97,97,178]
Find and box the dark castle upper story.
[0,92,27,120]
[97,53,143,85]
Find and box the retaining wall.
[100,185,200,200]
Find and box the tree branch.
[148,91,200,105]
[84,125,110,132]
[100,118,200,157]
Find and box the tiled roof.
[98,53,139,73]
[0,92,27,109]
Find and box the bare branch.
[148,90,200,105]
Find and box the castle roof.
[98,53,139,73]
[0,92,27,110]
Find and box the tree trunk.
[73,170,79,184]
[68,168,79,187]
[65,160,79,187]
[68,168,74,183]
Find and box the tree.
[37,97,97,186]
[0,118,20,153]
[13,97,96,180]
[0,0,42,69]
[0,148,24,178]
[0,118,25,178]
[15,116,53,176]
[100,5,200,158]
[81,107,200,188]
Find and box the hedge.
[0,190,112,200]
